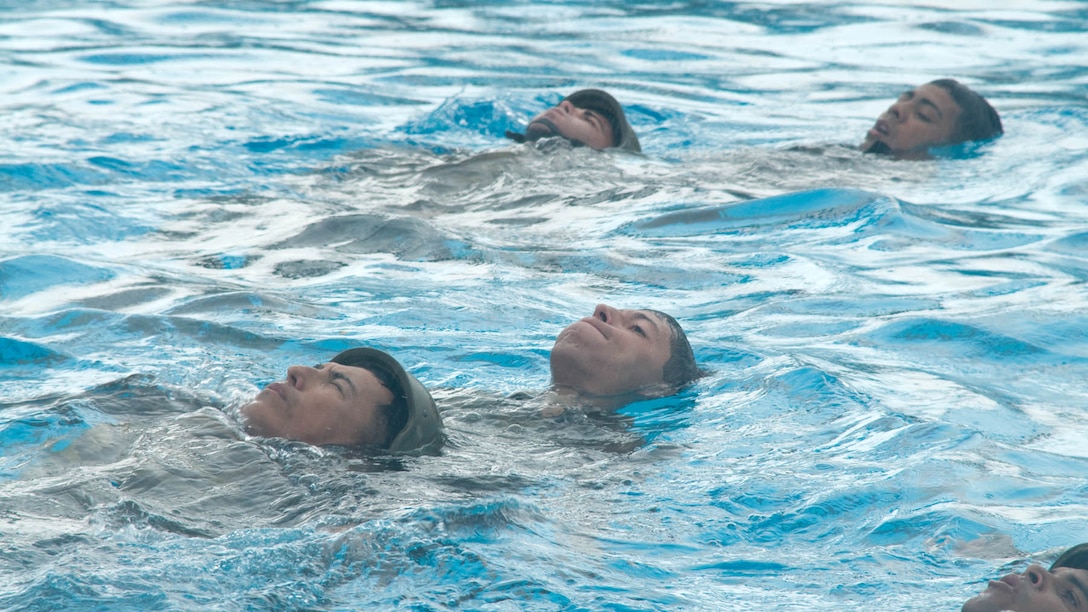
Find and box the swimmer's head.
[961,543,1088,612]
[550,303,699,400]
[241,348,442,453]
[507,89,641,152]
[861,79,1002,159]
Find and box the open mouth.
[865,140,892,155]
[867,120,889,141]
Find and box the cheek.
[938,122,958,141]
[620,340,661,378]
[567,120,603,147]
[646,341,670,379]
[349,403,385,445]
[310,389,353,423]
[586,127,611,149]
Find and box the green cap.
[330,348,443,453]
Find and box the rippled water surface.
[2,1,1088,610]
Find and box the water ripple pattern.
[1,1,1087,610]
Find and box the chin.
[550,348,597,393]
[239,399,275,436]
[549,353,584,389]
[525,123,556,140]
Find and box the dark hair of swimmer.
[506,89,641,152]
[930,78,1004,145]
[649,308,702,389]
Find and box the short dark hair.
[929,79,1003,145]
[1052,543,1088,572]
[648,310,702,389]
[364,364,409,449]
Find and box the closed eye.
[329,371,349,397]
[632,324,646,337]
[585,110,603,130]
[1065,588,1082,610]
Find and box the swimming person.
[505,89,642,152]
[549,303,700,409]
[242,347,444,453]
[962,543,1088,611]
[861,79,1002,159]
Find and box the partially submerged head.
[861,79,1002,159]
[550,303,699,401]
[508,89,641,152]
[241,348,443,453]
[961,543,1088,612]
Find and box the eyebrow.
[632,311,664,336]
[330,368,357,397]
[917,97,944,119]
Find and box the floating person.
[505,89,642,152]
[548,303,700,410]
[242,347,444,453]
[860,78,1002,159]
[961,542,1088,611]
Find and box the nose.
[886,100,905,122]
[558,99,575,114]
[1024,564,1050,590]
[286,364,317,390]
[593,303,619,325]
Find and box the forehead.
[572,102,613,124]
[630,310,671,336]
[911,84,961,119]
[320,362,379,382]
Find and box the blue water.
[2,1,1088,610]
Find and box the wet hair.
[363,364,409,449]
[648,310,702,389]
[1052,543,1088,572]
[928,79,1003,144]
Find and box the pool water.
[2,1,1088,610]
